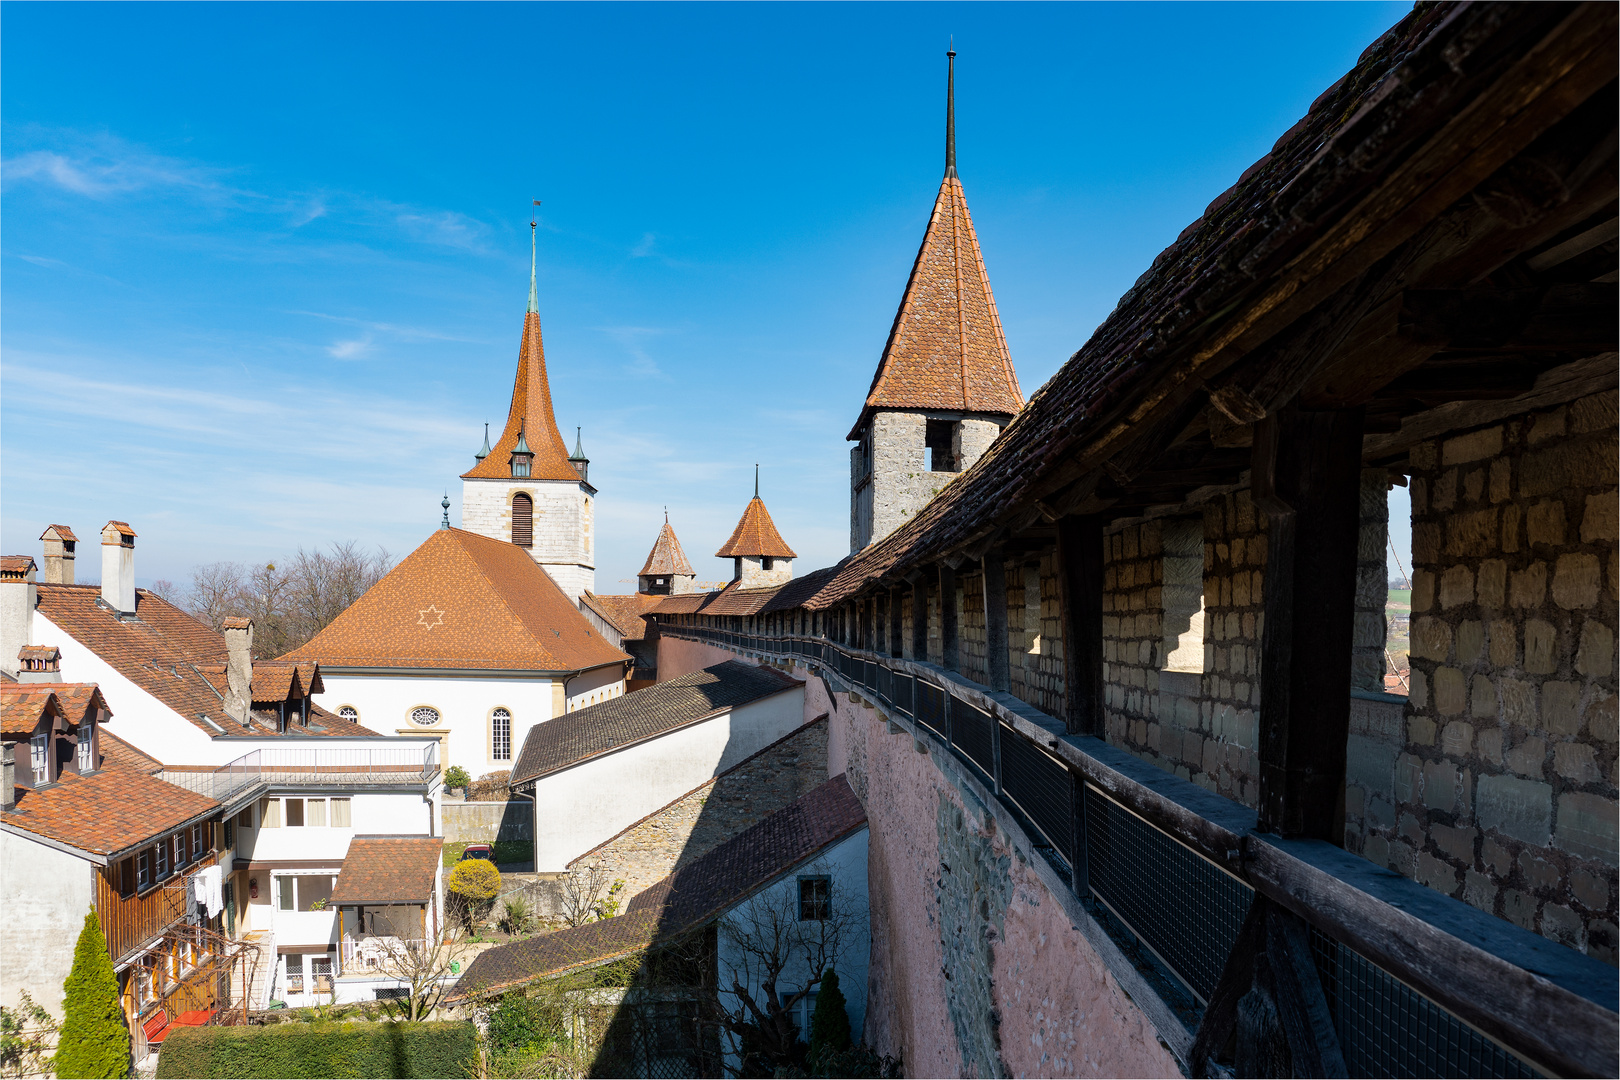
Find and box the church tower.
[637,512,698,595]
[716,469,797,589]
[849,49,1023,552]
[461,222,595,599]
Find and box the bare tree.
[711,861,858,1077]
[558,865,624,928]
[186,561,248,632]
[147,579,178,602]
[361,914,472,1023]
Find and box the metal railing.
[661,623,1613,1078]
[340,937,430,974]
[162,744,439,802]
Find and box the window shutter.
[512,494,533,547]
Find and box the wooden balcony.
[96,852,219,966]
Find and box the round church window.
[411,707,441,727]
[338,706,359,722]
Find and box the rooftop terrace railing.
[162,744,439,805]
[662,624,1618,1079]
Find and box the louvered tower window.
[492,708,512,760]
[512,494,534,547]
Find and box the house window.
[284,953,304,994]
[311,955,334,993]
[297,875,335,911]
[278,876,295,911]
[137,849,152,890]
[285,799,306,827]
[191,823,203,856]
[331,798,352,827]
[512,493,534,547]
[224,818,235,851]
[791,991,820,1042]
[492,708,512,761]
[798,876,830,921]
[157,837,170,880]
[237,806,254,829]
[338,706,359,723]
[262,799,282,828]
[78,725,93,772]
[411,707,441,727]
[306,799,327,827]
[174,831,188,868]
[29,732,47,784]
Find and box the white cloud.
[326,337,374,360]
[2,138,230,200]
[631,232,657,258]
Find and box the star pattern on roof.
[417,605,445,631]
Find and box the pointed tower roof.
[847,49,1023,440]
[716,497,797,559]
[463,223,578,482]
[639,515,696,577]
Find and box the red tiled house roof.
[581,593,664,643]
[99,730,162,775]
[34,585,373,737]
[715,497,797,559]
[639,520,695,577]
[4,769,219,858]
[329,836,443,905]
[285,528,630,673]
[0,683,109,740]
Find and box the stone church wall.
[461,476,595,597]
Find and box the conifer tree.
[53,909,129,1080]
[808,968,852,1062]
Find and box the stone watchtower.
[717,470,797,589]
[638,513,698,595]
[461,222,596,600]
[849,49,1024,552]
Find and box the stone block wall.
[1007,553,1066,718]
[1371,391,1618,964]
[958,572,987,687]
[1355,469,1393,691]
[461,476,595,598]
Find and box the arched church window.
[512,494,533,548]
[410,706,441,727]
[338,706,359,723]
[491,708,512,761]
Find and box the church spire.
[461,217,577,483]
[945,43,957,178]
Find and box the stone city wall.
[1369,391,1618,964]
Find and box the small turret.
[569,427,589,484]
[716,467,797,588]
[638,510,697,595]
[474,424,491,463]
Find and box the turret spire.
[945,43,957,178]
[754,463,759,498]
[440,493,451,530]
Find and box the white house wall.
[530,686,805,872]
[716,827,871,1070]
[0,830,95,1015]
[235,791,433,864]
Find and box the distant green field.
[1386,589,1412,608]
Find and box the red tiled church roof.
[850,57,1022,439]
[638,520,695,577]
[715,497,797,559]
[286,528,630,673]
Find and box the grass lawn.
[442,841,469,867]
[1386,588,1412,610]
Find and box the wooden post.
[939,564,959,671]
[890,585,904,658]
[911,578,929,662]
[1058,514,1105,736]
[984,549,1011,693]
[1253,405,1365,841]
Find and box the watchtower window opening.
[926,419,960,472]
[1161,516,1208,673]
[512,493,534,548]
[762,557,773,571]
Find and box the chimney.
[39,525,77,585]
[100,521,137,615]
[0,556,38,681]
[1,744,13,812]
[223,617,254,726]
[17,645,62,684]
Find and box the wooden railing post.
[938,564,959,672]
[1253,406,1365,841]
[1058,514,1105,736]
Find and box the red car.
[459,844,494,863]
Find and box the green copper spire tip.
[569,425,588,462]
[475,422,491,461]
[514,424,532,455]
[527,220,539,314]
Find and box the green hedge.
[154,1020,476,1079]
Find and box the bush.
[155,1020,476,1078]
[497,896,531,936]
[808,969,851,1061]
[54,909,128,1079]
[443,766,471,791]
[447,860,500,902]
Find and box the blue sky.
[2,1,1412,594]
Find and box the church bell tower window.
[512,494,534,547]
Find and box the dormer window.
[78,725,93,772]
[30,731,48,784]
[511,425,534,479]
